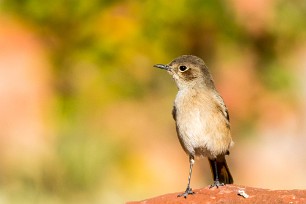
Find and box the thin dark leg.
[178,156,195,198]
[210,159,225,188]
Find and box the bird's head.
[154,55,215,90]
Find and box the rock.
[127,185,306,204]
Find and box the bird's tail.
[208,155,233,184]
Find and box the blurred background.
[0,0,306,203]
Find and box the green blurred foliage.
[1,0,306,203]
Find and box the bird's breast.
[174,89,232,158]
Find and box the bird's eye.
[179,65,188,72]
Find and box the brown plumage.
[154,55,234,198]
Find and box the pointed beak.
[153,64,170,71]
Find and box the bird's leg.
[210,159,225,188]
[178,156,195,198]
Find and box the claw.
[177,187,195,198]
[209,180,225,188]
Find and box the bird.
[154,55,234,198]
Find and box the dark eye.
[179,65,188,72]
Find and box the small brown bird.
[154,55,234,198]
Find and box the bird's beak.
[153,64,170,71]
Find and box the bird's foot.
[177,187,195,198]
[209,180,225,188]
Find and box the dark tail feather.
[208,155,233,184]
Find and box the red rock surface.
[128,185,306,204]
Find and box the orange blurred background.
[0,0,306,203]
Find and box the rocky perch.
[128,185,306,204]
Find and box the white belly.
[174,89,232,158]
